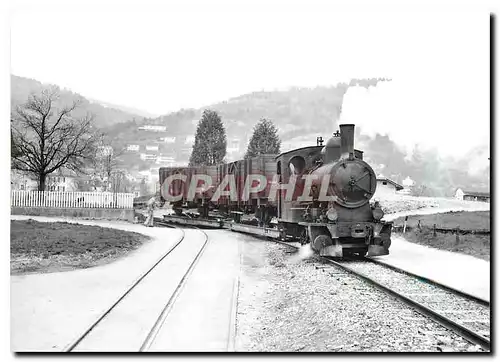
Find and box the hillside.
[11,75,145,127]
[99,78,390,162]
[132,78,389,138]
[86,97,159,119]
[11,74,489,197]
[100,80,489,197]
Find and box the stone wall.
[11,207,135,222]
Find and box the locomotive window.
[288,156,306,175]
[382,181,387,185]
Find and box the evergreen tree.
[189,110,227,166]
[245,118,281,158]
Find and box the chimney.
[339,124,355,160]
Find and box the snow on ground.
[10,215,183,352]
[373,196,490,302]
[373,236,490,302]
[379,195,490,221]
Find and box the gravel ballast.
[343,260,490,340]
[235,239,485,352]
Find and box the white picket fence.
[11,191,134,209]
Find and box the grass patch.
[11,219,150,275]
[392,211,490,230]
[393,211,490,261]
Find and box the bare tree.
[11,88,98,191]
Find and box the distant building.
[146,145,159,152]
[11,170,38,191]
[227,138,241,154]
[140,153,157,161]
[127,144,140,152]
[138,125,167,132]
[162,137,176,144]
[374,176,404,198]
[455,188,490,202]
[97,145,113,157]
[156,155,176,165]
[46,168,83,192]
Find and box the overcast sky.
[9,0,491,158]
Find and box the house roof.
[377,177,404,191]
[463,190,490,198]
[50,168,78,178]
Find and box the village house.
[455,188,490,202]
[127,144,140,152]
[138,125,167,132]
[11,168,110,193]
[156,155,176,165]
[97,145,113,157]
[140,153,157,161]
[159,137,176,144]
[145,145,159,152]
[11,170,38,191]
[227,138,241,153]
[373,175,404,199]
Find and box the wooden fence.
[11,191,134,209]
[392,223,490,235]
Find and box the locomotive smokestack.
[340,124,355,160]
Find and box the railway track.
[150,220,240,351]
[63,224,209,352]
[273,240,491,352]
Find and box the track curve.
[64,224,211,352]
[63,227,186,352]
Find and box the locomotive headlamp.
[372,206,384,221]
[326,208,338,221]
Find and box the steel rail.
[363,257,490,307]
[272,240,491,351]
[139,226,210,351]
[63,227,186,352]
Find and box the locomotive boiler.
[275,124,392,257]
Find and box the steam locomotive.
[159,124,392,257]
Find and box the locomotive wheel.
[311,234,333,252]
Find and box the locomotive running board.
[230,223,281,239]
[162,215,223,228]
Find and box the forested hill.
[11,75,145,127]
[133,78,390,140]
